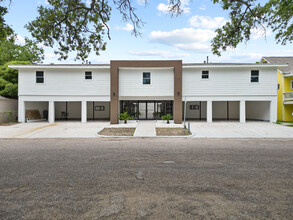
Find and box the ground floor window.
[120,100,173,120]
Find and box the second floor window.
[251,70,259,82]
[143,72,151,84]
[36,71,44,83]
[202,70,209,79]
[85,71,92,79]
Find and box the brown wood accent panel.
[110,60,182,124]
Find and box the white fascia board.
[183,64,288,69]
[284,73,293,77]
[8,65,110,70]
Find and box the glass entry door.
[120,101,173,120]
[139,102,147,119]
[147,102,155,119]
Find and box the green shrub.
[161,114,172,124]
[119,112,133,124]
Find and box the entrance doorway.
[120,101,173,120]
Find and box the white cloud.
[115,23,134,31]
[199,4,206,11]
[189,15,227,29]
[226,53,263,62]
[15,35,26,45]
[149,28,215,52]
[44,0,49,5]
[157,3,171,13]
[157,0,191,14]
[137,0,146,6]
[128,50,189,58]
[251,27,272,40]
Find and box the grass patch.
[156,128,191,136]
[98,128,136,136]
[276,120,293,124]
[0,122,18,126]
[275,120,293,127]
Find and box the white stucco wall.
[183,67,277,96]
[119,68,174,98]
[19,68,110,96]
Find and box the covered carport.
[55,102,82,121]
[212,101,240,121]
[24,101,48,122]
[87,101,110,121]
[184,101,207,121]
[246,101,271,122]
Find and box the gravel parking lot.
[0,138,292,219]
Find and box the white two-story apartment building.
[10,60,283,124]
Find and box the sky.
[3,0,293,64]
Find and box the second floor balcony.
[284,92,293,102]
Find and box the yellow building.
[261,57,293,122]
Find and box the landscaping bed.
[156,128,192,136]
[98,128,136,136]
[0,122,18,126]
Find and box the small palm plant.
[119,112,133,124]
[161,113,172,124]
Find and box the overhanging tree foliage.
[211,0,293,55]
[0,35,44,98]
[1,0,292,59]
[0,61,31,99]
[0,0,13,41]
[0,38,44,65]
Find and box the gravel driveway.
[0,138,292,219]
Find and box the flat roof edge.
[8,63,287,70]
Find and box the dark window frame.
[202,70,209,79]
[85,71,92,80]
[143,72,151,85]
[36,71,44,84]
[251,70,259,83]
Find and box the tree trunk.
[124,120,127,124]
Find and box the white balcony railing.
[284,92,293,101]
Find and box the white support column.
[270,98,277,123]
[207,100,212,123]
[81,101,87,123]
[240,100,246,123]
[18,98,25,123]
[48,101,55,123]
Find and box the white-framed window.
[85,71,92,79]
[202,70,209,79]
[36,71,44,83]
[251,70,259,82]
[291,80,293,90]
[143,72,151,84]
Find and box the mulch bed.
[98,128,136,136]
[156,128,192,136]
[0,122,18,126]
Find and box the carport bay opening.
[23,99,272,123]
[184,100,271,122]
[24,101,110,122]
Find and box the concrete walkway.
[133,121,156,137]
